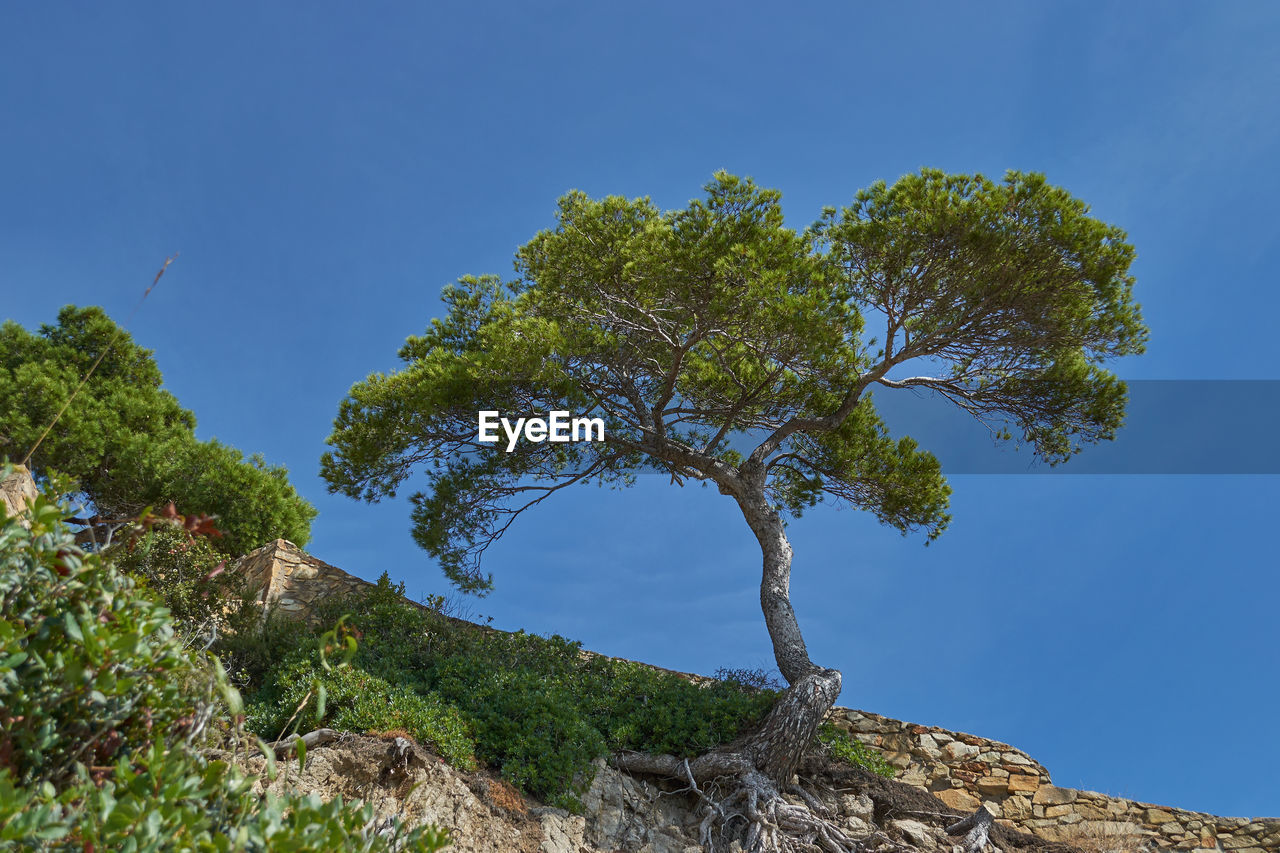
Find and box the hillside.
[226,535,1278,853]
[2,467,1276,852]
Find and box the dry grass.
[368,727,418,744]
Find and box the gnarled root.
[614,750,868,853]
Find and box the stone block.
[1076,804,1112,821]
[944,741,980,761]
[845,715,882,733]
[890,819,934,847]
[900,764,928,787]
[1033,786,1078,805]
[916,734,942,758]
[886,751,913,768]
[936,788,981,811]
[976,776,1008,796]
[1007,773,1039,793]
[1146,808,1178,825]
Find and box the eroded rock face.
[233,734,1082,853]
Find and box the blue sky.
[3,2,1277,818]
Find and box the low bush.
[280,578,782,810]
[815,723,896,778]
[112,523,233,627]
[234,539,894,811]
[0,467,448,851]
[246,657,476,771]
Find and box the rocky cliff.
[230,731,1080,853]
[224,537,1278,853]
[1,467,1274,853]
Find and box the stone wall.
[825,708,1277,852]
[229,539,1278,852]
[0,465,37,528]
[231,539,379,620]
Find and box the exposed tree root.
[945,804,994,853]
[616,750,884,853]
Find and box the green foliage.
[0,469,447,851]
[324,170,1145,594]
[0,494,203,789]
[0,306,316,554]
[815,723,895,778]
[249,580,778,811]
[211,602,314,692]
[112,524,233,626]
[246,658,477,772]
[427,640,607,810]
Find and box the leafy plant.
[263,580,778,810]
[246,657,476,772]
[0,306,316,555]
[0,465,448,851]
[814,723,895,778]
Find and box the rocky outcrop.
[227,539,1279,852]
[0,465,37,527]
[235,733,1078,853]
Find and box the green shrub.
[815,723,895,778]
[247,657,476,772]
[0,306,317,555]
[0,467,448,851]
[210,598,313,692]
[587,661,777,759]
[292,583,779,810]
[0,498,204,789]
[429,649,605,809]
[310,572,440,689]
[113,524,233,627]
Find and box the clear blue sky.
[3,2,1276,818]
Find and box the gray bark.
[731,470,842,784]
[270,727,339,757]
[947,805,994,853]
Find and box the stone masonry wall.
[229,539,1278,853]
[825,709,1277,851]
[231,539,378,620]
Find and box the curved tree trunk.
[612,478,856,850]
[732,486,842,785]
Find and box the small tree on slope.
[322,170,1146,848]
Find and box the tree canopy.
[323,169,1145,594]
[0,305,316,555]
